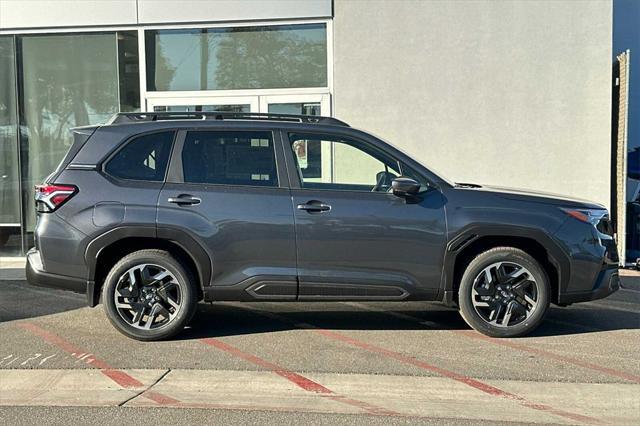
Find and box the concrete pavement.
[0,271,639,424]
[2,369,638,423]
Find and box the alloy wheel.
[113,263,182,330]
[471,261,539,327]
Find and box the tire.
[102,249,197,341]
[458,247,550,338]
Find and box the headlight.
[560,208,607,224]
[560,208,613,235]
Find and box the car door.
[284,130,447,300]
[157,128,297,300]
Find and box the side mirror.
[392,177,421,197]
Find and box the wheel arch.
[85,226,212,306]
[441,225,570,306]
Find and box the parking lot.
[0,263,639,424]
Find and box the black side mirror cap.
[392,177,421,197]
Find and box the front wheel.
[102,249,197,341]
[458,247,550,338]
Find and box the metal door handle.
[297,201,331,213]
[168,195,201,206]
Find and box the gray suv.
[26,112,620,340]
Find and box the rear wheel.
[102,249,197,341]
[458,247,550,337]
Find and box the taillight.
[34,184,78,213]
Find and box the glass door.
[146,93,330,116]
[259,94,329,117]
[146,96,259,113]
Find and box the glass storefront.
[153,104,251,113]
[18,31,140,233]
[269,102,321,116]
[146,24,327,91]
[0,22,328,256]
[0,32,140,255]
[0,36,21,255]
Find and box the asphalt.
[0,406,518,426]
[1,271,639,424]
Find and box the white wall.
[0,0,138,29]
[333,0,613,208]
[138,0,331,25]
[0,0,331,30]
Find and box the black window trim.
[167,128,286,189]
[101,129,178,184]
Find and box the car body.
[26,112,620,340]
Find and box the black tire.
[458,247,550,338]
[102,249,197,341]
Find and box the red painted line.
[143,390,181,405]
[99,369,146,388]
[200,337,332,394]
[235,306,601,425]
[313,328,598,424]
[16,322,177,406]
[199,337,398,416]
[17,322,143,388]
[346,302,640,385]
[457,330,640,384]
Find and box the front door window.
[289,133,401,193]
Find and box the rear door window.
[181,131,277,187]
[105,131,175,181]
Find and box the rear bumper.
[558,266,620,304]
[26,248,95,304]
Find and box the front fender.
[440,224,571,305]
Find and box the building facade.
[0,0,613,256]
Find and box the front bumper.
[26,248,93,304]
[557,266,620,305]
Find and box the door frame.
[145,90,331,115]
[259,93,330,115]
[147,95,259,112]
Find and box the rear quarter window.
[105,131,175,181]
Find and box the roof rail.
[107,111,350,127]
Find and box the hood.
[454,183,606,210]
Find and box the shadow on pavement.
[178,298,640,341]
[179,302,467,340]
[2,276,638,338]
[0,280,85,323]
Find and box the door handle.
[297,201,331,213]
[168,194,201,206]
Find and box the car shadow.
[177,300,640,340]
[0,280,85,323]
[532,304,640,337]
[3,277,638,337]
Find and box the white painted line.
[39,354,57,366]
[20,354,41,366]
